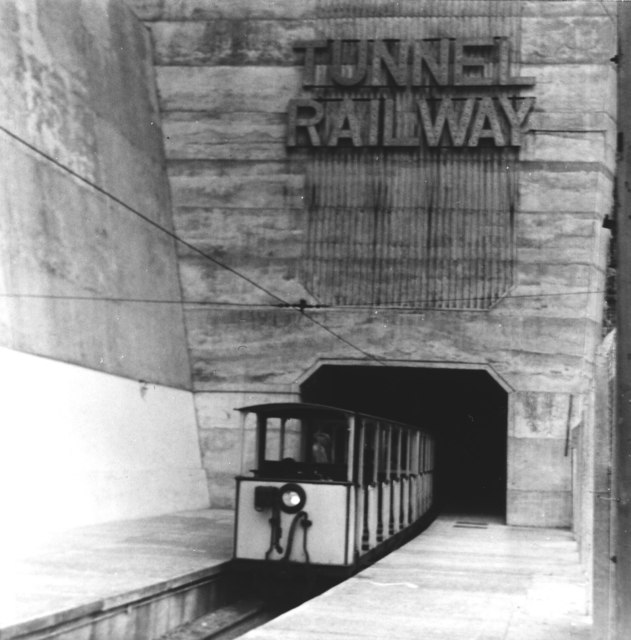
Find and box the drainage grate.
[454,521,489,529]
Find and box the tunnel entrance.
[301,365,508,519]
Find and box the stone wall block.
[128,0,318,21]
[169,171,305,209]
[163,113,287,161]
[464,316,587,357]
[521,16,615,63]
[529,111,614,135]
[150,19,317,66]
[517,262,605,296]
[491,289,601,321]
[195,390,296,430]
[513,392,581,439]
[520,168,609,213]
[199,428,242,475]
[508,437,572,491]
[130,0,523,21]
[177,259,311,309]
[157,66,301,113]
[493,355,591,394]
[596,170,615,218]
[517,242,601,267]
[522,131,608,165]
[522,1,613,19]
[515,266,605,308]
[206,471,237,508]
[181,306,595,391]
[518,212,597,239]
[171,142,289,162]
[173,207,306,256]
[507,489,572,528]
[525,63,615,116]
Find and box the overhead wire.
[0,124,388,365]
[0,289,609,309]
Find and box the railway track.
[156,597,281,640]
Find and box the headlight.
[281,490,302,509]
[279,483,306,513]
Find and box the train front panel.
[235,478,354,569]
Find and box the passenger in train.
[312,430,331,463]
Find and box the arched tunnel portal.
[301,365,509,519]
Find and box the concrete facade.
[0,0,191,387]
[0,347,208,547]
[0,0,210,533]
[128,0,615,531]
[0,0,616,542]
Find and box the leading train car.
[233,403,436,576]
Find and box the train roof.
[237,402,352,419]
[236,402,424,431]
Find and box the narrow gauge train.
[233,403,436,576]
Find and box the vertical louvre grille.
[296,0,523,310]
[301,148,517,309]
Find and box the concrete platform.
[241,515,591,640]
[0,509,234,640]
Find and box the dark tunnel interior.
[301,365,508,519]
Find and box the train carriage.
[233,403,436,576]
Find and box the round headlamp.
[279,483,306,513]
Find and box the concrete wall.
[130,0,615,522]
[0,0,210,530]
[0,0,191,388]
[0,347,208,549]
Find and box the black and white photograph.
[0,1,627,638]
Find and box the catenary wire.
[0,289,609,308]
[0,124,388,365]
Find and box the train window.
[264,417,283,461]
[241,412,258,473]
[309,420,347,466]
[264,418,307,462]
[254,412,350,481]
[284,418,303,460]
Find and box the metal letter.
[498,96,535,146]
[330,39,368,87]
[293,40,328,87]
[327,98,363,147]
[498,38,536,86]
[368,99,380,146]
[418,97,474,147]
[412,39,449,86]
[453,38,494,86]
[468,97,506,147]
[370,40,408,87]
[383,99,419,147]
[287,98,324,147]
